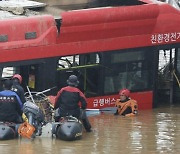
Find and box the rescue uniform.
[11,81,26,104]
[54,86,91,131]
[115,98,138,116]
[54,86,87,118]
[0,90,23,123]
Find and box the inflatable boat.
[0,122,20,140]
[52,116,83,141]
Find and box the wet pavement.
[0,106,180,154]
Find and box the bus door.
[56,53,102,97]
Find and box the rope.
[173,70,180,88]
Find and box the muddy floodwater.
[0,106,180,154]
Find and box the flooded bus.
[0,0,179,110]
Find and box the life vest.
[115,99,138,117]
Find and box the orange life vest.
[115,99,138,116]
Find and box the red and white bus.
[0,0,180,110]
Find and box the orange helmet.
[12,74,22,84]
[119,89,130,97]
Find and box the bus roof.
[0,0,179,63]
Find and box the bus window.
[127,61,149,90]
[1,67,15,78]
[0,65,37,91]
[0,67,14,90]
[0,59,57,94]
[58,55,79,69]
[0,66,23,91]
[103,49,154,94]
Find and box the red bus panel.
[87,91,153,110]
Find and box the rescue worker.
[0,79,23,123]
[11,74,26,104]
[114,89,138,116]
[54,75,92,132]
